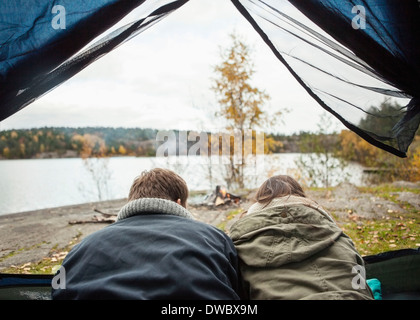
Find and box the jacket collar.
[117,198,194,221]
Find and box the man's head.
[128,168,189,207]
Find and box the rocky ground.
[0,181,419,272]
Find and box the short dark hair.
[255,175,306,205]
[128,168,189,207]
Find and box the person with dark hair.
[229,175,374,300]
[52,168,243,300]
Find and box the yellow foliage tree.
[410,145,420,181]
[339,130,420,182]
[3,147,10,158]
[339,130,380,166]
[212,33,271,131]
[19,143,25,157]
[118,145,127,155]
[211,32,285,188]
[72,134,107,159]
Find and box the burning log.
[203,185,241,206]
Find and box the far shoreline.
[0,150,317,161]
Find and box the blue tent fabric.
[0,273,53,300]
[0,0,145,119]
[0,273,52,287]
[0,0,419,157]
[0,0,188,121]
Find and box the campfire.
[203,185,241,206]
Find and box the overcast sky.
[0,0,346,135]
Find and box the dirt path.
[1,181,419,271]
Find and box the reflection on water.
[0,154,365,215]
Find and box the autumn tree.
[340,129,420,183]
[72,133,111,201]
[211,32,283,189]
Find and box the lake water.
[0,154,365,215]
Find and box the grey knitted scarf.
[117,198,194,221]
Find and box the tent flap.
[0,0,189,121]
[231,0,420,157]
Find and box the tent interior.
[0,0,419,300]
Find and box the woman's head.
[255,175,306,205]
[128,168,189,207]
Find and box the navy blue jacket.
[51,212,243,300]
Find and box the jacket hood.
[229,197,343,268]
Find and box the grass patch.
[0,242,48,264]
[358,184,420,217]
[217,208,243,232]
[340,183,420,256]
[358,184,420,196]
[339,216,420,256]
[1,232,82,275]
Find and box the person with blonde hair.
[52,168,243,300]
[230,175,373,300]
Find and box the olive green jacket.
[229,196,374,300]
